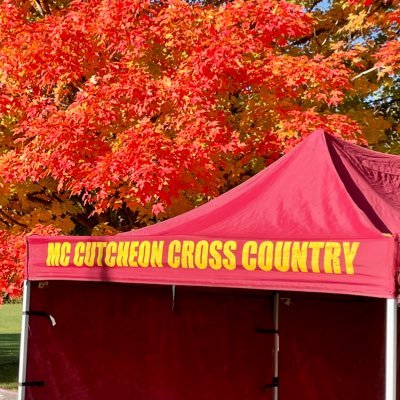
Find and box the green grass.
[0,303,22,390]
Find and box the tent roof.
[119,130,400,239]
[26,130,400,298]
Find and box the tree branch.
[26,192,52,206]
[366,96,400,104]
[291,27,331,46]
[0,217,11,228]
[71,214,97,231]
[307,0,324,12]
[31,0,45,17]
[31,0,51,17]
[0,209,27,228]
[352,66,379,80]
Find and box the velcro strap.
[264,377,279,390]
[23,311,56,326]
[256,328,278,334]
[19,381,45,387]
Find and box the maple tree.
[0,0,398,301]
[293,0,400,150]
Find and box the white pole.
[17,280,31,400]
[386,298,397,400]
[273,293,279,400]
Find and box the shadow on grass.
[0,334,20,390]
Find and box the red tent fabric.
[22,130,400,400]
[27,130,399,298]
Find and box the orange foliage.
[0,225,60,303]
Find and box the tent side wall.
[23,281,388,400]
[280,293,386,400]
[24,282,275,400]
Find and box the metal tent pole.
[386,298,398,400]
[17,280,31,400]
[273,293,279,400]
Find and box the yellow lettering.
[343,242,359,275]
[46,243,61,266]
[116,242,130,267]
[73,242,85,267]
[59,242,71,266]
[84,242,96,267]
[223,241,237,271]
[150,241,164,268]
[96,242,107,266]
[275,241,291,272]
[242,241,258,271]
[45,242,71,267]
[138,241,151,268]
[291,242,308,272]
[195,241,210,270]
[128,242,139,267]
[309,242,325,273]
[105,242,117,267]
[168,240,181,268]
[209,241,222,270]
[181,241,195,269]
[258,241,274,271]
[324,242,342,274]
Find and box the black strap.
[23,311,48,318]
[264,377,279,390]
[19,381,45,387]
[23,311,56,326]
[256,328,278,334]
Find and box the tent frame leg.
[17,280,31,400]
[273,293,279,400]
[386,298,397,400]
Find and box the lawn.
[0,303,22,391]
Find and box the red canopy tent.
[19,131,400,400]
